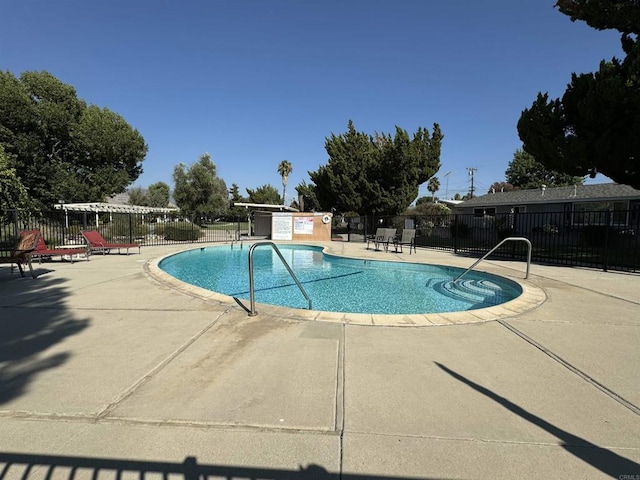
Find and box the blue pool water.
[159,244,522,315]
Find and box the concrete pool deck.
[0,241,639,479]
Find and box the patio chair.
[366,228,386,250]
[82,230,141,255]
[368,228,397,252]
[393,228,416,254]
[0,230,40,278]
[32,231,90,263]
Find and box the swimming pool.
[158,244,523,315]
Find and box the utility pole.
[467,167,477,199]
[443,171,451,199]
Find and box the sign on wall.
[271,213,293,240]
[293,217,314,235]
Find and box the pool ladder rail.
[454,236,532,283]
[247,241,312,316]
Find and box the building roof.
[460,183,640,208]
[233,202,299,212]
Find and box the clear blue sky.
[1,0,624,204]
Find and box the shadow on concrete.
[0,268,89,405]
[0,452,453,480]
[434,362,639,479]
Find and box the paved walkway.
[0,241,638,479]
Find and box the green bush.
[100,215,149,240]
[163,222,201,241]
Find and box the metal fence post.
[453,213,459,254]
[602,209,611,272]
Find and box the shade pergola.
[52,202,179,228]
[53,202,178,214]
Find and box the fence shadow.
[0,452,451,480]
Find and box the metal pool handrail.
[453,237,532,283]
[248,241,312,316]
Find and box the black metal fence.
[2,209,638,273]
[333,210,640,273]
[0,209,248,252]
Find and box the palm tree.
[277,160,293,205]
[427,176,440,201]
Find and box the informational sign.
[294,217,314,235]
[272,213,293,240]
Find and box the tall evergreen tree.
[309,120,442,215]
[518,1,640,188]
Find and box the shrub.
[163,222,201,241]
[101,215,149,240]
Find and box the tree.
[127,186,149,206]
[148,182,170,208]
[172,153,228,221]
[487,181,516,193]
[0,70,147,210]
[517,1,640,189]
[406,199,450,216]
[0,144,32,213]
[246,184,281,205]
[277,160,293,205]
[427,176,440,200]
[295,180,320,212]
[229,183,248,218]
[308,120,442,216]
[506,149,583,189]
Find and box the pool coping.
[144,242,547,327]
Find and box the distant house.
[456,183,640,232]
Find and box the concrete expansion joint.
[498,320,640,417]
[532,273,640,306]
[95,308,232,419]
[0,411,340,435]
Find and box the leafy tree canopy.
[295,180,321,212]
[126,182,169,208]
[506,149,584,189]
[518,1,640,189]
[0,144,32,213]
[127,186,149,206]
[0,70,147,210]
[229,183,249,218]
[406,200,450,216]
[148,182,170,208]
[308,120,442,216]
[487,181,517,194]
[246,184,281,205]
[173,153,228,220]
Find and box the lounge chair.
[82,230,140,255]
[393,228,416,254]
[32,231,90,263]
[0,230,40,278]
